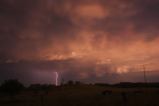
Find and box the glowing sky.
[0,0,159,84]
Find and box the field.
[0,85,159,106]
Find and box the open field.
[0,85,159,106]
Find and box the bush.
[0,79,24,96]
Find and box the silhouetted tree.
[75,81,81,85]
[66,80,83,86]
[67,80,74,85]
[0,79,24,96]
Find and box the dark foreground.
[0,85,159,106]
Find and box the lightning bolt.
[54,72,59,86]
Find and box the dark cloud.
[0,59,108,84]
[1,59,159,84]
[0,0,159,84]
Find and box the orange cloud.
[74,4,108,19]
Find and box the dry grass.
[0,85,159,106]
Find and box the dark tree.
[75,81,81,85]
[67,80,74,85]
[0,79,24,96]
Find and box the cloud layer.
[0,0,159,84]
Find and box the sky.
[0,0,159,85]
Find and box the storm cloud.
[0,0,159,84]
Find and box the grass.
[0,85,159,106]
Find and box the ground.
[0,85,159,106]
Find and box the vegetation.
[0,79,24,96]
[0,79,159,106]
